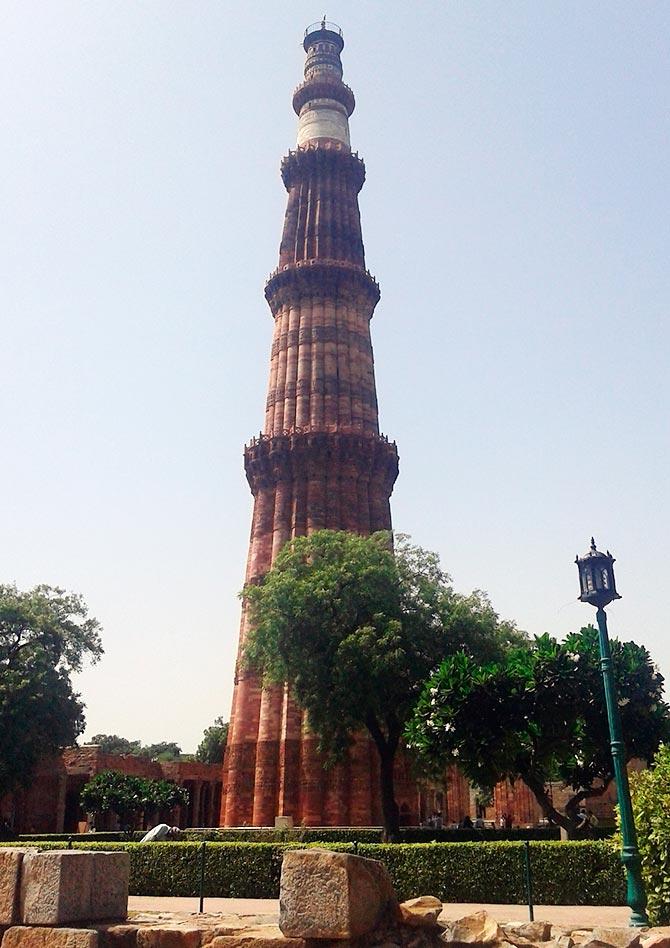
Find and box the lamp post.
[575,539,648,927]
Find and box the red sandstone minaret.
[221,21,401,827]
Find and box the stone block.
[210,938,307,948]
[440,911,504,944]
[0,848,27,925]
[592,931,641,948]
[642,933,670,948]
[550,938,575,948]
[21,850,96,924]
[2,927,98,948]
[95,923,139,948]
[399,897,443,928]
[570,934,595,946]
[91,853,130,920]
[135,929,202,948]
[20,850,128,925]
[278,848,397,939]
[502,923,552,944]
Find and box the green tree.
[408,628,669,837]
[89,735,183,761]
[80,771,189,829]
[196,718,228,764]
[243,530,521,841]
[139,777,189,820]
[80,771,145,829]
[137,742,182,761]
[0,584,103,798]
[628,743,670,925]
[90,734,142,755]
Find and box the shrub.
[18,832,146,843]
[18,825,614,845]
[129,842,284,898]
[180,828,383,844]
[0,839,625,905]
[357,841,624,903]
[175,826,616,844]
[629,743,670,925]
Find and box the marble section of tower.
[221,24,402,826]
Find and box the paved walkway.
[128,897,630,927]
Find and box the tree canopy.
[80,770,189,829]
[243,529,522,839]
[196,718,228,765]
[90,735,141,756]
[0,584,103,798]
[90,735,183,761]
[407,627,670,836]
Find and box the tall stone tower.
[221,22,400,826]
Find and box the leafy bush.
[1,839,624,904]
[629,743,670,925]
[80,771,188,827]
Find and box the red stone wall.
[63,747,163,779]
[0,748,223,834]
[0,756,66,834]
[492,771,630,828]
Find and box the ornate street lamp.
[575,539,648,927]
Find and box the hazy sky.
[2,2,668,753]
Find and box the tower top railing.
[305,20,343,38]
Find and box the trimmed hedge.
[17,832,145,843]
[20,826,613,846]
[182,827,617,843]
[359,841,625,904]
[1,839,625,905]
[183,828,383,844]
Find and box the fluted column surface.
[221,25,399,828]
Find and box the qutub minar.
[220,21,413,827]
[220,21,619,830]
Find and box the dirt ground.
[127,897,631,928]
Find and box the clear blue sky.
[2,2,668,752]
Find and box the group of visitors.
[423,812,498,830]
[577,807,599,830]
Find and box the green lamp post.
[575,538,649,927]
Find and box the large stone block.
[21,851,94,924]
[641,931,670,948]
[440,911,504,944]
[0,848,27,925]
[592,931,641,948]
[135,929,202,948]
[91,853,130,920]
[278,849,397,939]
[2,927,98,948]
[578,941,618,948]
[20,850,128,924]
[210,938,307,948]
[502,923,552,944]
